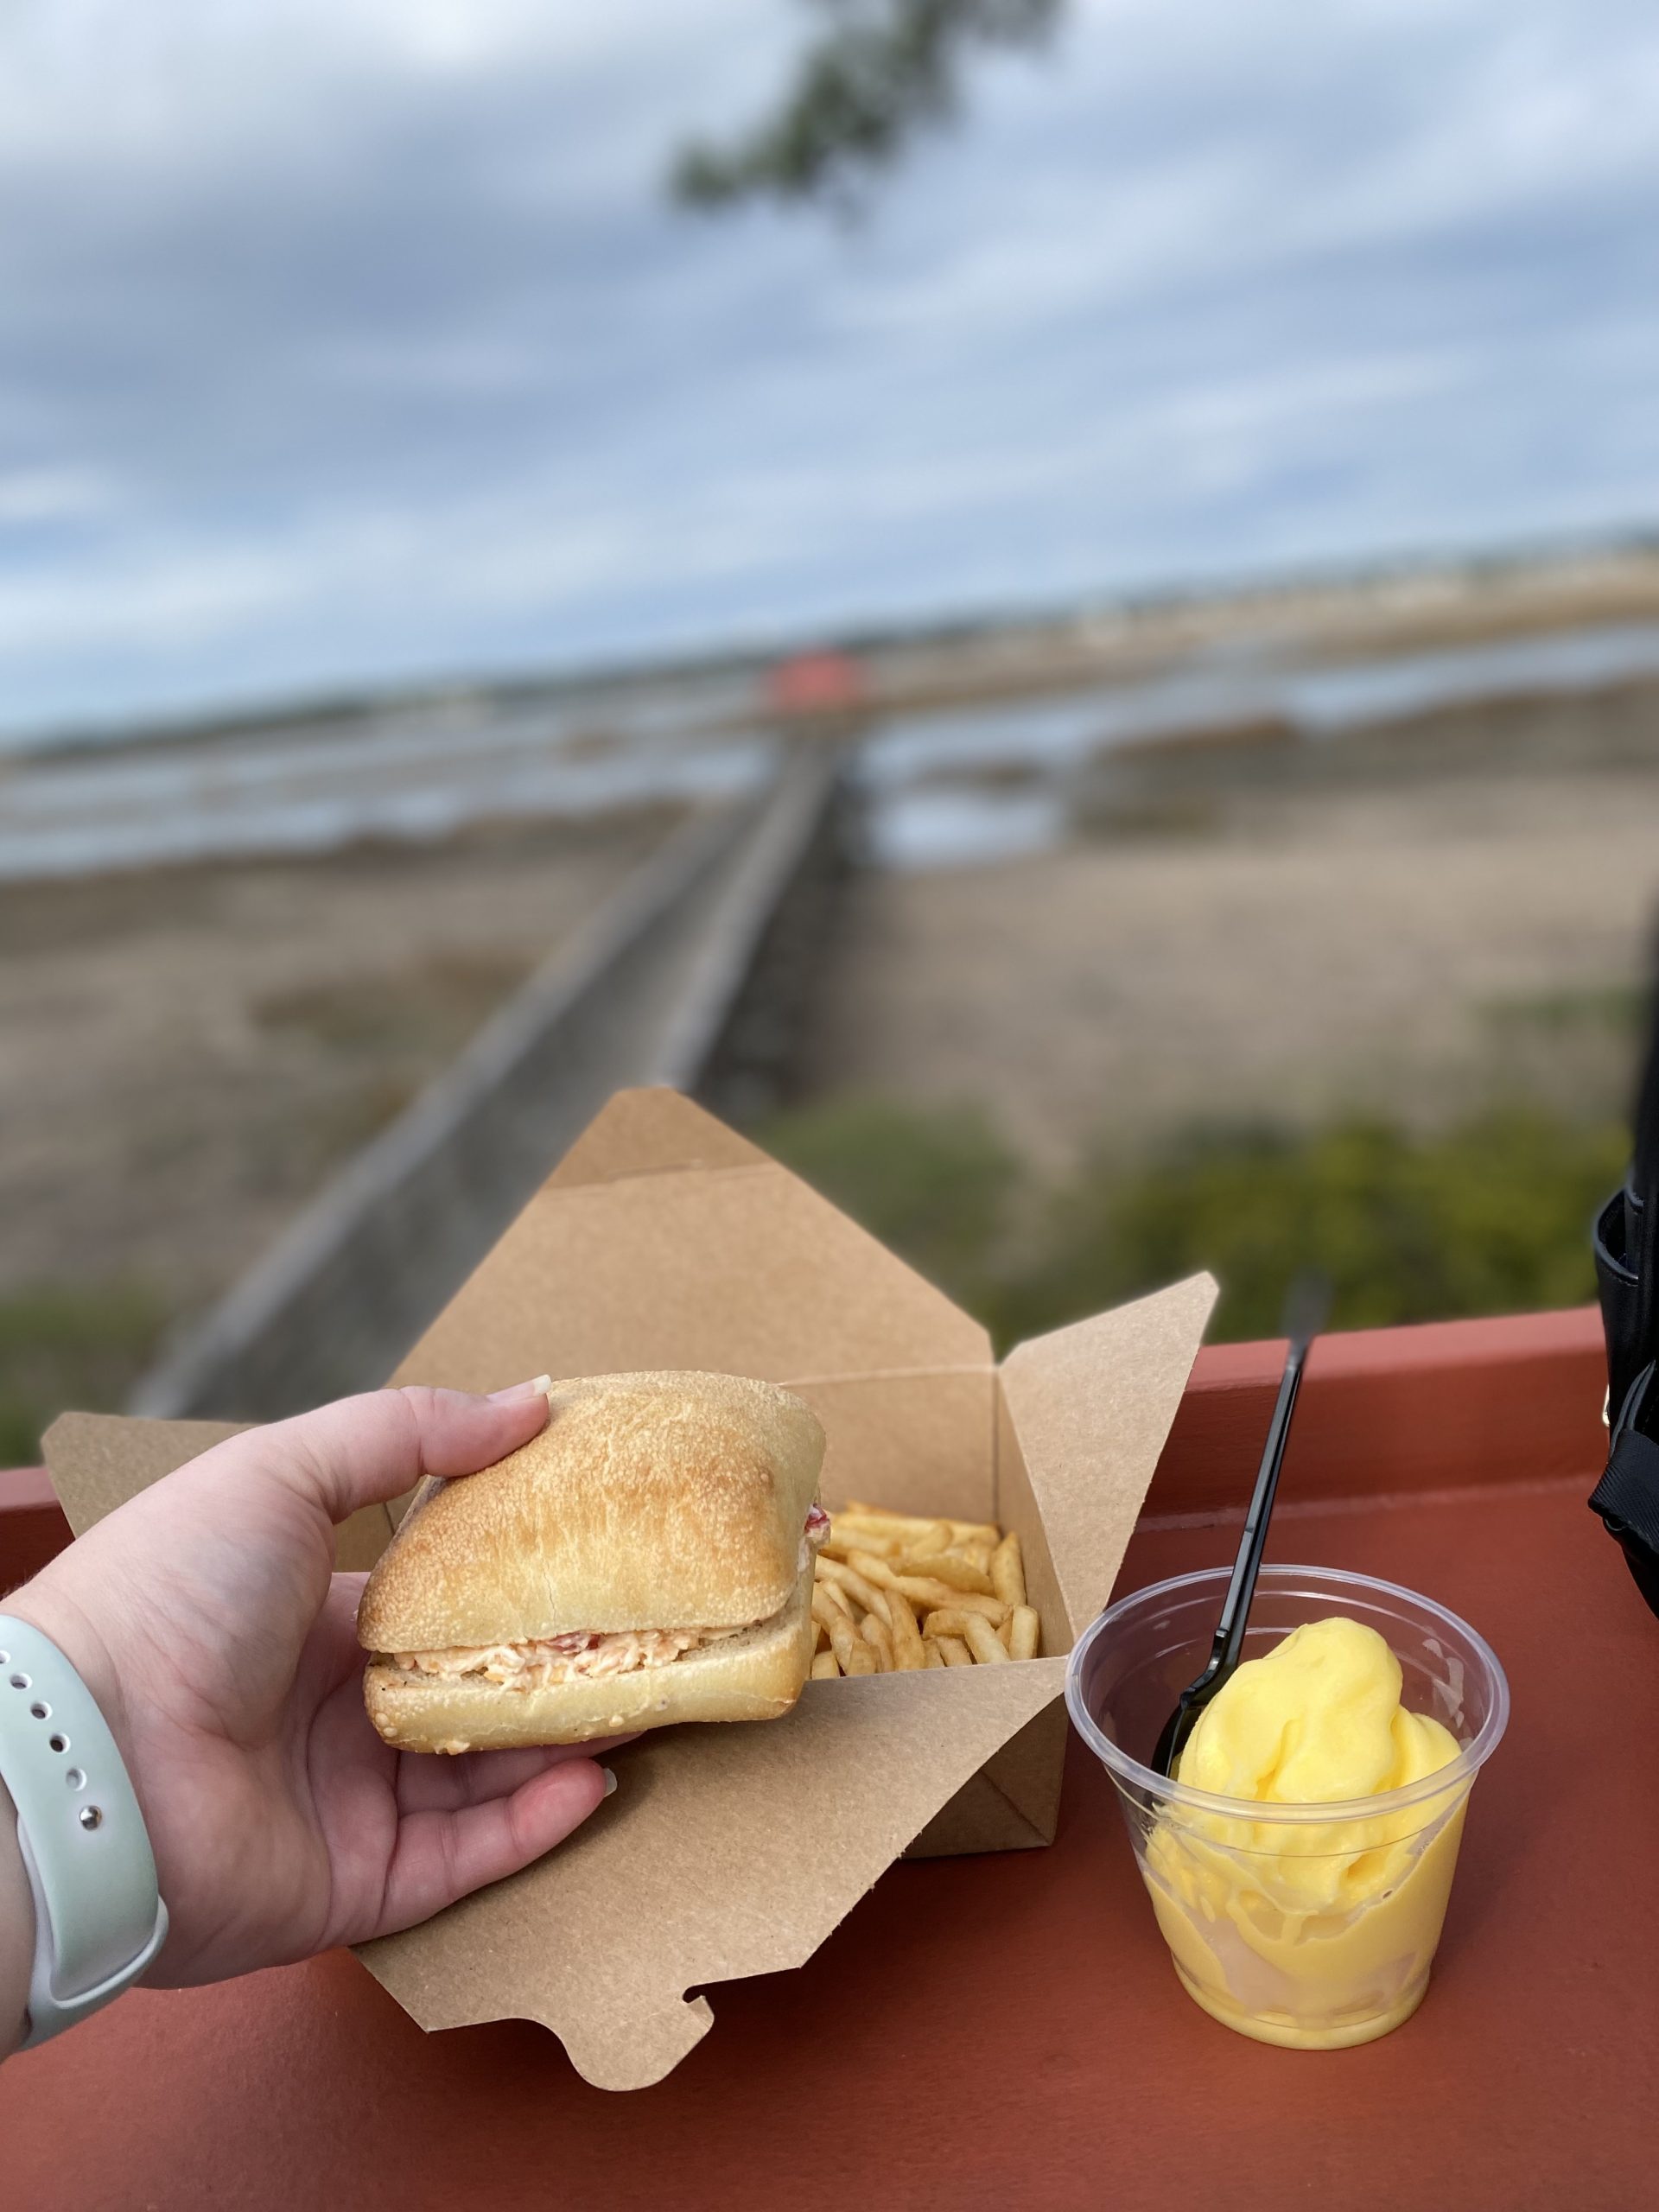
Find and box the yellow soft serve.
[1145,1616,1467,2048]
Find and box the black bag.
[1590,953,1659,1620]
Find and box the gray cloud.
[2,0,1658,738]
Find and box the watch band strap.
[0,1615,168,2049]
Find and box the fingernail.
[601,1766,618,1798]
[488,1374,551,1403]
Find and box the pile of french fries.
[810,1501,1039,1677]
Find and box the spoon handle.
[1150,1271,1330,1777]
[1204,1338,1310,1688]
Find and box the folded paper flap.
[547,1087,772,1188]
[905,1771,1041,1859]
[43,1411,247,1537]
[358,1658,1066,2092]
[975,1699,1069,1837]
[785,1369,996,1522]
[392,1118,990,1400]
[361,1910,715,2089]
[43,1412,395,1569]
[906,1704,1064,1857]
[1001,1274,1217,1638]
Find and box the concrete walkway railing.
[130,743,849,1421]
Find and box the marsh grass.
[1,1099,1624,1467]
[0,1282,168,1466]
[759,1096,1624,1349]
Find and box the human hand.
[6,1382,622,1994]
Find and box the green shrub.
[756,1096,1626,1349]
[0,1282,168,1467]
[1002,1110,1626,1345]
[0,1098,1622,1470]
[755,1096,1020,1312]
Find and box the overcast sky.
[3,0,1658,740]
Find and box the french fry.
[921,1607,985,1642]
[903,1551,994,1596]
[885,1596,924,1648]
[963,1614,1010,1665]
[906,1521,954,1557]
[829,1498,1033,1669]
[854,1553,969,1621]
[990,1531,1026,1611]
[824,1518,904,1560]
[849,1503,969,1557]
[811,1584,849,1637]
[885,1586,926,1670]
[828,1615,877,1676]
[813,1618,829,1652]
[926,1606,1011,1663]
[848,1515,950,1553]
[843,1505,994,1549]
[846,1549,908,1596]
[811,1649,840,1680]
[830,1521,914,1555]
[841,1503,936,1534]
[816,1555,893,1625]
[945,1520,1001,1550]
[856,1551,989,1632]
[817,1574,855,1619]
[893,1577,1007,1624]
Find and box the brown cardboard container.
[42,1087,1215,2090]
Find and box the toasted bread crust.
[363,1575,815,1751]
[357,1370,824,1649]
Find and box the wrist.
[3,1580,134,1799]
[0,1777,30,2058]
[5,1583,150,1930]
[0,1598,168,2048]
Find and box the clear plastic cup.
[1065,1565,1510,2050]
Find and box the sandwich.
[358,1370,828,1752]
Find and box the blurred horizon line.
[10,515,1659,766]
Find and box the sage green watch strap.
[0,1616,168,2050]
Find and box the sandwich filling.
[384,1503,830,1693]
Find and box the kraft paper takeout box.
[43,1087,1215,2091]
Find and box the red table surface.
[3,1314,1656,2212]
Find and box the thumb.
[244,1377,552,1526]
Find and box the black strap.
[1594,1185,1646,1427]
[1590,922,1659,1617]
[1591,1424,1659,1550]
[1589,1419,1659,1618]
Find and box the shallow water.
[5,620,1659,882]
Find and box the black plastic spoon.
[1151,1268,1332,1780]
